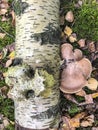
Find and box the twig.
[0,27,15,40]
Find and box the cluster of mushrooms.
[59,9,98,94]
[60,43,92,94]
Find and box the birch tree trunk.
[5,0,60,129]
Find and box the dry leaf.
[86,78,98,90]
[5,59,12,67]
[69,118,80,128]
[6,43,15,52]
[76,89,86,97]
[92,127,98,130]
[62,116,73,130]
[0,0,9,9]
[8,51,15,59]
[88,41,96,53]
[2,48,8,59]
[69,34,77,43]
[3,72,7,77]
[0,86,8,96]
[3,118,10,127]
[84,94,94,104]
[74,112,87,120]
[77,39,86,48]
[11,10,16,26]
[0,33,6,39]
[0,52,3,59]
[80,114,94,127]
[0,8,7,15]
[91,92,98,98]
[64,26,72,36]
[1,16,7,21]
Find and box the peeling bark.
[5,0,60,129]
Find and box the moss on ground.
[72,2,98,41]
[0,1,15,129]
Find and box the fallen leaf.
[80,114,94,127]
[0,124,4,130]
[77,39,86,48]
[3,72,7,77]
[74,112,87,120]
[3,118,10,127]
[8,51,15,59]
[2,48,8,59]
[91,92,98,98]
[92,127,98,130]
[5,59,12,67]
[69,118,80,128]
[62,116,72,130]
[84,94,94,104]
[86,78,98,90]
[11,10,16,26]
[6,43,15,52]
[76,89,86,97]
[0,8,7,15]
[88,41,96,53]
[0,33,6,39]
[0,51,3,59]
[69,34,77,43]
[0,86,8,96]
[0,0,9,9]
[64,26,72,36]
[1,16,7,21]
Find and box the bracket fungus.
[60,43,92,93]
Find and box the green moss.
[0,19,15,47]
[68,104,80,116]
[5,123,15,130]
[0,97,14,121]
[40,70,55,88]
[72,2,98,41]
[39,70,55,97]
[40,88,52,98]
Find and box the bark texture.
[5,0,60,129]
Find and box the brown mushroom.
[60,44,92,94]
[76,58,92,79]
[65,11,74,22]
[61,43,74,60]
[74,49,83,61]
[60,61,87,93]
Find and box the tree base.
[15,123,50,130]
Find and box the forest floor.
[0,0,98,130]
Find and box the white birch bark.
[5,0,60,129]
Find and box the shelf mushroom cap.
[76,58,92,79]
[74,49,83,61]
[61,43,74,60]
[60,43,92,94]
[60,62,87,93]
